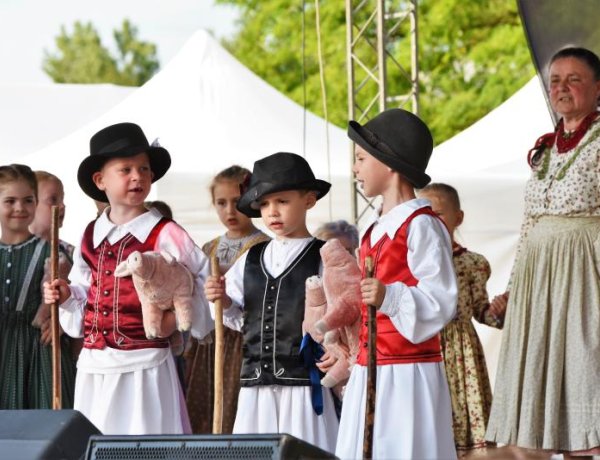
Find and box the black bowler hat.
[237,152,331,218]
[77,122,171,202]
[348,109,433,188]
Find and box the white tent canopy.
[0,83,133,163]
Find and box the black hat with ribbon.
[77,122,171,202]
[348,108,434,188]
[237,152,330,218]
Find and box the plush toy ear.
[160,250,176,264]
[114,260,132,278]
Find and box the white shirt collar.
[272,236,314,245]
[93,207,164,247]
[363,198,431,245]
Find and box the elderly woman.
[486,47,600,456]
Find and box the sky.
[0,0,239,84]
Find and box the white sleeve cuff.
[221,301,244,332]
[379,282,405,318]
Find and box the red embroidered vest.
[80,218,170,350]
[357,207,443,366]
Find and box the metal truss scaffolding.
[346,0,419,226]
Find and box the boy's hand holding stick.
[363,256,376,459]
[211,257,224,434]
[50,206,62,410]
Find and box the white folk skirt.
[233,385,339,454]
[336,362,457,460]
[74,348,191,435]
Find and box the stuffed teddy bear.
[114,250,194,341]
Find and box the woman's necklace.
[556,111,599,153]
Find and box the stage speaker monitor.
[85,433,338,460]
[0,409,101,460]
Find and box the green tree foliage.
[43,20,159,87]
[418,0,535,142]
[216,0,535,143]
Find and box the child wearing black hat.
[204,152,339,454]
[44,122,213,435]
[336,109,458,459]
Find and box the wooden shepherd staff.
[363,256,376,459]
[211,257,224,434]
[50,205,62,410]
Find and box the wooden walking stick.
[50,205,62,410]
[211,257,224,434]
[362,256,376,459]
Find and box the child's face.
[213,180,253,236]
[92,153,153,209]
[258,190,315,239]
[30,180,65,236]
[352,144,392,197]
[420,191,463,237]
[0,180,37,236]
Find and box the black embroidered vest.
[240,238,324,387]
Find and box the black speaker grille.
[85,434,338,460]
[89,440,277,460]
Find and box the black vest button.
[103,330,108,336]
[103,310,108,316]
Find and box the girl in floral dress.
[185,165,268,433]
[0,164,76,409]
[419,183,505,453]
